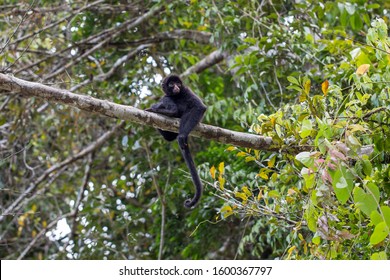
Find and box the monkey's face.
[162,74,183,96]
[168,81,181,95]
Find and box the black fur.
[146,74,207,208]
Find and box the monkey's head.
[162,74,183,96]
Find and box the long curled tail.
[180,144,203,208]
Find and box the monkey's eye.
[168,82,174,87]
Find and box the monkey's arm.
[146,97,179,141]
[145,97,178,117]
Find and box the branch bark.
[107,29,212,47]
[181,49,227,77]
[0,73,276,151]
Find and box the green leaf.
[353,185,378,216]
[268,190,280,198]
[312,235,321,245]
[336,176,348,189]
[287,76,299,86]
[330,166,354,204]
[287,85,303,92]
[356,51,372,66]
[369,206,390,228]
[370,251,387,260]
[345,3,355,15]
[361,158,372,176]
[367,183,380,202]
[370,222,389,245]
[301,168,315,190]
[370,210,383,226]
[381,206,390,228]
[315,117,333,142]
[300,119,313,139]
[350,14,363,31]
[296,152,315,168]
[340,10,348,27]
[304,204,318,232]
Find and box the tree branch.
[70,44,152,91]
[181,49,227,77]
[9,0,105,47]
[42,4,164,80]
[107,29,212,47]
[0,73,276,151]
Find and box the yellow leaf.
[183,21,192,28]
[287,246,296,259]
[257,190,263,200]
[31,204,37,212]
[236,151,247,157]
[257,168,270,180]
[252,123,262,134]
[218,162,225,175]
[17,227,23,237]
[288,188,297,196]
[235,191,247,201]
[218,176,225,190]
[286,196,294,203]
[321,80,329,96]
[267,156,276,168]
[18,215,26,227]
[299,92,307,102]
[245,156,256,162]
[270,116,276,127]
[268,190,280,198]
[220,205,232,212]
[257,172,268,180]
[356,64,370,76]
[304,79,311,94]
[348,124,366,132]
[270,172,278,182]
[242,186,252,197]
[226,146,237,151]
[220,205,233,218]
[210,166,216,179]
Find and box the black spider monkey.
[146,74,207,208]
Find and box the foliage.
[0,0,389,260]
[214,18,390,260]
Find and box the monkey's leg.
[158,129,178,141]
[177,108,205,149]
